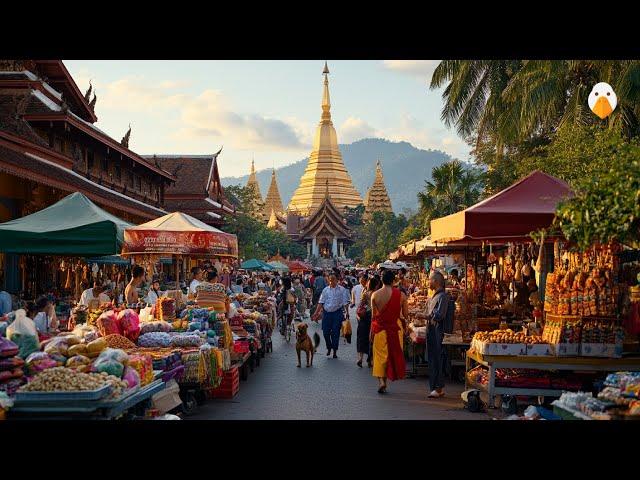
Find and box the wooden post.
[175,256,180,289]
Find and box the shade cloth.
[0,192,131,255]
[430,170,572,242]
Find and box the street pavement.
[190,309,491,420]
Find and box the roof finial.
[322,61,331,116]
[121,124,131,148]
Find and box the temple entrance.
[319,238,331,258]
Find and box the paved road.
[191,309,490,420]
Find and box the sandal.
[357,360,363,368]
[377,386,386,394]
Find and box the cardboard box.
[580,343,622,358]
[151,379,182,414]
[476,340,526,356]
[551,343,580,356]
[526,344,554,356]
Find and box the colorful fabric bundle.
[196,283,228,313]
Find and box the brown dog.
[296,323,321,368]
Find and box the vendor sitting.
[78,280,111,307]
[146,277,164,306]
[196,270,230,314]
[31,296,59,334]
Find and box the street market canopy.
[122,211,238,257]
[0,192,131,255]
[430,170,573,243]
[241,259,273,271]
[267,260,290,272]
[287,260,312,272]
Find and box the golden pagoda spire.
[287,62,363,216]
[263,168,284,219]
[364,159,393,221]
[246,156,263,201]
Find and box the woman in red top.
[370,270,408,394]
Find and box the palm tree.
[418,160,484,228]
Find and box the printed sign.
[123,230,238,257]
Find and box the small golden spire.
[322,62,331,117]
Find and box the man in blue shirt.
[426,271,449,398]
[312,273,350,358]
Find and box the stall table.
[9,380,166,420]
[465,349,640,408]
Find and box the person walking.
[370,270,408,394]
[312,273,350,358]
[426,271,449,398]
[356,275,380,368]
[312,270,327,311]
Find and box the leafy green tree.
[348,212,408,265]
[224,184,305,260]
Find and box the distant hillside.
[221,138,452,214]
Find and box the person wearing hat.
[78,280,111,307]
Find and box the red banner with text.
[123,230,238,257]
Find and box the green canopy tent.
[0,192,132,256]
[267,260,289,272]
[241,259,273,271]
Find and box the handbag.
[357,299,367,320]
[341,319,352,343]
[286,290,296,304]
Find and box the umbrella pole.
[175,256,180,289]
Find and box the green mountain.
[221,138,452,214]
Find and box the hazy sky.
[64,60,470,178]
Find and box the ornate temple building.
[287,63,362,216]
[0,59,176,292]
[150,149,235,228]
[296,181,352,259]
[363,160,393,221]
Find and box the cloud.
[382,60,440,83]
[72,73,307,152]
[339,117,379,143]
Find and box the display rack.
[465,349,640,408]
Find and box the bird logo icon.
[588,82,617,119]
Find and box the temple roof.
[364,160,393,220]
[263,168,284,218]
[287,63,362,216]
[298,185,352,240]
[246,157,263,201]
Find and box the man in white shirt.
[312,273,351,358]
[189,267,204,295]
[351,274,366,310]
[78,281,110,307]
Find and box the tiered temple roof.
[363,160,393,220]
[298,182,352,242]
[287,62,362,216]
[263,168,284,219]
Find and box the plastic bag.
[0,337,19,358]
[139,306,153,323]
[341,320,352,344]
[66,355,92,372]
[6,309,40,359]
[44,336,70,357]
[86,338,107,357]
[93,357,125,378]
[128,354,153,386]
[0,356,24,371]
[122,365,141,389]
[97,310,122,337]
[72,324,97,340]
[117,309,140,342]
[25,352,59,375]
[96,347,129,365]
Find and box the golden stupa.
[246,158,265,220]
[287,62,363,216]
[363,160,393,221]
[263,168,284,219]
[246,158,263,201]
